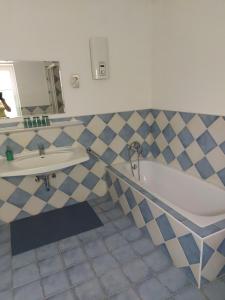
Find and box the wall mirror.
[0,60,65,119]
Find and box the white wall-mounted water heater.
[89,37,109,80]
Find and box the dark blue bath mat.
[10,202,103,255]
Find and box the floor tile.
[84,239,107,258]
[0,196,224,300]
[110,288,140,300]
[98,201,115,212]
[14,280,43,300]
[39,255,64,277]
[0,269,11,292]
[92,253,119,276]
[0,226,10,243]
[105,233,128,251]
[67,262,95,286]
[203,279,225,300]
[174,286,206,300]
[0,289,13,300]
[12,250,36,269]
[62,247,86,267]
[13,263,39,288]
[47,289,75,300]
[74,278,106,300]
[97,222,117,238]
[121,226,143,242]
[131,238,155,256]
[112,244,138,264]
[78,229,99,244]
[113,217,133,230]
[42,271,70,297]
[100,268,130,297]
[143,249,171,272]
[0,241,10,257]
[138,278,171,300]
[105,208,123,221]
[122,258,150,283]
[36,243,58,260]
[0,254,11,272]
[58,236,80,252]
[158,266,190,292]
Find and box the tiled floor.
[0,196,225,300]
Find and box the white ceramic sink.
[0,146,89,177]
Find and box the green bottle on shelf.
[5,146,14,161]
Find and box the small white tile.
[110,136,126,154]
[72,185,90,202]
[208,117,225,145]
[87,116,106,137]
[69,165,89,183]
[146,220,164,246]
[19,176,42,194]
[0,179,16,201]
[187,115,205,139]
[155,111,168,131]
[131,206,145,228]
[170,113,185,134]
[108,185,118,203]
[48,190,68,208]
[202,251,225,281]
[119,194,131,215]
[0,203,20,223]
[23,196,46,215]
[92,180,107,197]
[190,263,201,286]
[127,112,144,130]
[108,114,126,134]
[206,147,225,172]
[166,238,189,267]
[50,171,68,189]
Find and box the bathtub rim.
[106,164,225,239]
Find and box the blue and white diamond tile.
[99,126,116,145]
[162,124,176,143]
[201,229,225,283]
[125,188,136,209]
[178,127,194,149]
[119,124,135,142]
[139,199,154,223]
[53,131,75,147]
[196,130,217,155]
[59,177,79,196]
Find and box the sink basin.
[0,146,89,177]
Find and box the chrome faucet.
[128,141,142,154]
[38,144,45,157]
[128,141,142,181]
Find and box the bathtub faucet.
[128,141,142,181]
[128,141,142,155]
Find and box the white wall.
[14,62,50,107]
[0,0,152,116]
[151,0,225,115]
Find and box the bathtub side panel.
[201,229,225,286]
[107,169,202,287]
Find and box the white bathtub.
[114,160,225,228]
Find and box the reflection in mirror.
[0,61,65,119]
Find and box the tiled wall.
[0,107,224,223]
[149,110,225,189]
[0,110,152,223]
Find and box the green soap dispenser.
[5,146,14,161]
